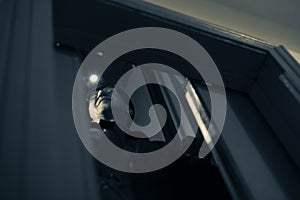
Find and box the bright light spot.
[89,74,99,83]
[185,89,212,144]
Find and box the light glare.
[89,74,99,83]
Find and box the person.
[88,58,168,153]
[89,60,135,129]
